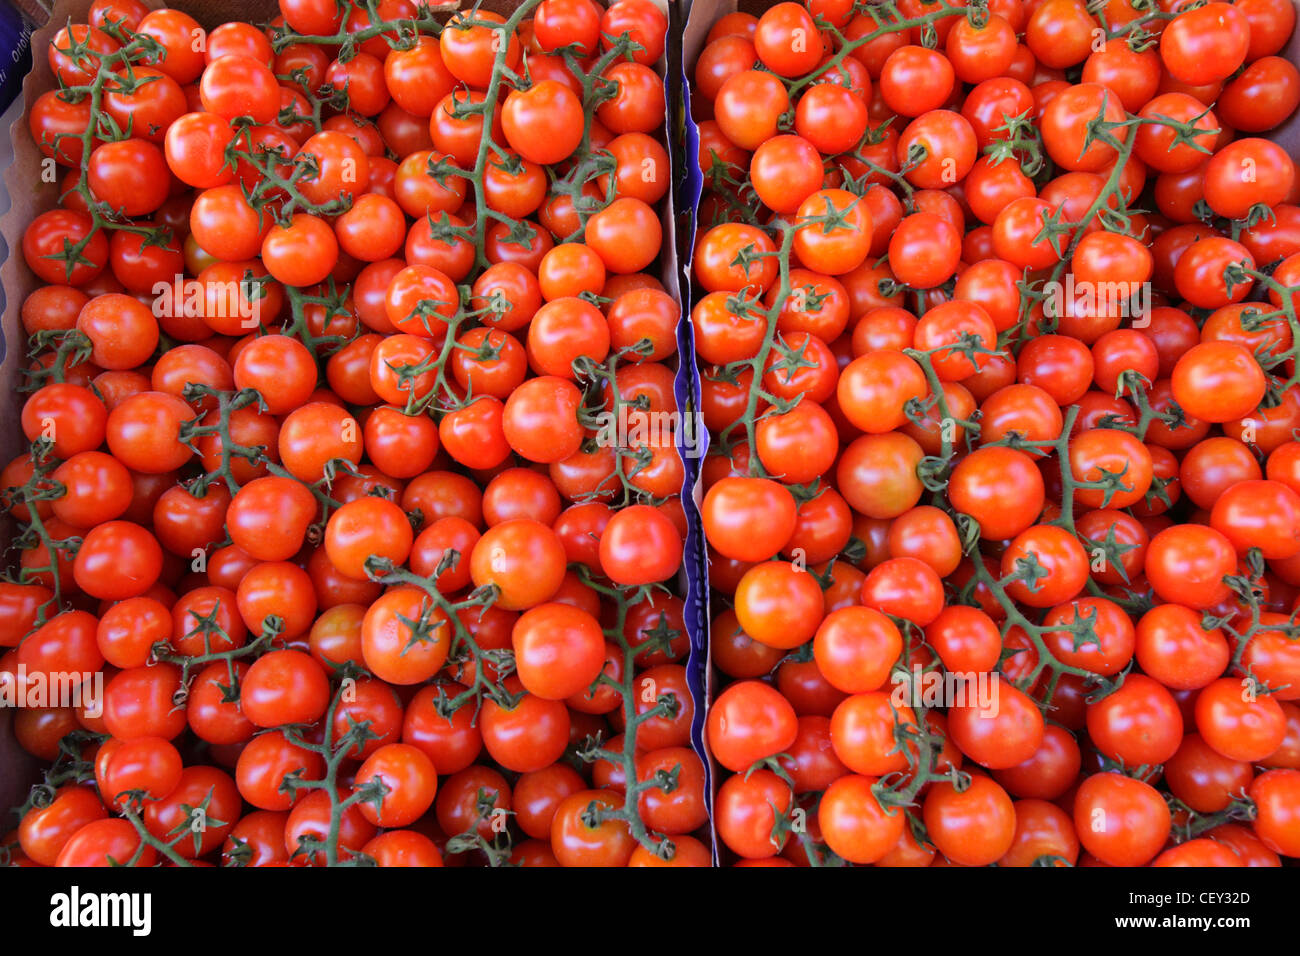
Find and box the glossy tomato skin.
[716,768,793,859]
[361,587,451,685]
[1074,772,1171,866]
[143,766,241,859]
[1144,525,1237,610]
[923,775,1016,866]
[363,830,445,867]
[355,743,439,828]
[549,789,636,866]
[1250,770,1300,857]
[479,691,570,773]
[819,773,904,864]
[19,786,108,866]
[236,731,326,812]
[949,677,1045,770]
[12,0,1300,874]
[56,818,158,867]
[707,680,798,773]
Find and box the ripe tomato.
[819,774,905,864]
[324,497,414,581]
[19,786,108,866]
[240,649,330,728]
[1161,2,1249,87]
[1144,524,1237,610]
[923,775,1016,865]
[550,789,636,866]
[480,692,569,773]
[715,768,793,859]
[707,680,798,773]
[355,744,438,828]
[1073,772,1171,866]
[361,586,450,685]
[1195,677,1287,762]
[56,818,158,867]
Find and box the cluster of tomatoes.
[7,0,1300,872]
[694,0,1300,866]
[2,0,717,867]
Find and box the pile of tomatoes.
[7,0,1300,872]
[694,0,1300,866]
[2,0,717,867]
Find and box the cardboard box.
[681,0,1300,865]
[0,0,710,839]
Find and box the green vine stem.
[569,566,687,860]
[42,28,171,278]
